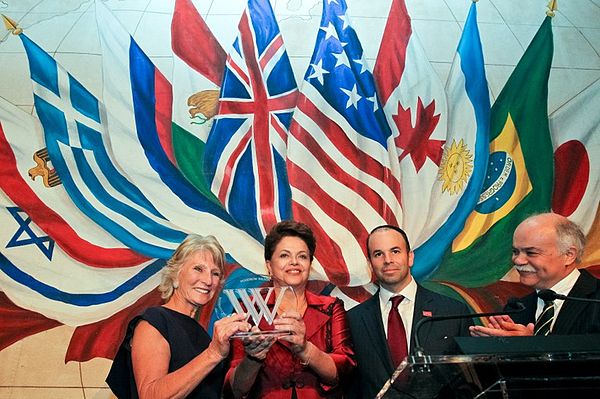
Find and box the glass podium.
[376,335,600,399]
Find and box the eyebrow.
[513,246,539,252]
[372,246,402,253]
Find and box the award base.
[231,329,293,339]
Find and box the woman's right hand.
[210,313,252,359]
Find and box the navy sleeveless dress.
[106,306,225,398]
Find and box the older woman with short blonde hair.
[107,234,250,399]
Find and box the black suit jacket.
[345,285,473,399]
[511,269,600,334]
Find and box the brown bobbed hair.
[264,220,316,262]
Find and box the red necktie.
[387,295,408,368]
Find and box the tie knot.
[544,300,555,308]
[391,295,404,308]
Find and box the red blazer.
[224,290,355,399]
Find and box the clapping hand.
[469,315,534,337]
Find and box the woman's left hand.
[273,311,306,354]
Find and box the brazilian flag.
[433,16,555,287]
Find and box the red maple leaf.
[392,97,444,172]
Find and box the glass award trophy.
[216,282,297,338]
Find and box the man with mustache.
[346,225,472,399]
[470,212,600,337]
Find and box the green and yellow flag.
[434,15,555,286]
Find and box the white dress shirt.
[378,277,417,349]
[535,268,580,330]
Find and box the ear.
[564,245,578,266]
[265,260,273,277]
[408,251,414,268]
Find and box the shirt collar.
[379,277,417,307]
[546,268,581,299]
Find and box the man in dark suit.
[470,212,600,337]
[346,225,472,399]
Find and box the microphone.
[412,298,526,358]
[375,299,526,399]
[537,289,600,304]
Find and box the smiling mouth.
[194,287,211,294]
[514,266,536,273]
[285,268,303,274]
[382,268,400,273]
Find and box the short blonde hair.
[158,234,225,300]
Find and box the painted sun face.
[368,229,414,293]
[175,250,222,308]
[266,236,311,290]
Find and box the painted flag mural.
[170,0,227,196]
[94,1,265,273]
[287,0,402,286]
[0,0,598,368]
[373,0,448,248]
[408,0,490,280]
[204,0,298,241]
[550,78,600,234]
[19,33,186,259]
[435,15,556,286]
[0,99,166,327]
[0,96,147,267]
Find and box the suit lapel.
[360,293,394,373]
[411,286,433,351]
[553,271,596,334]
[513,292,537,326]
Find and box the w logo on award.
[219,285,296,338]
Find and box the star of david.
[5,207,55,260]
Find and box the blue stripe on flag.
[227,150,263,240]
[76,122,167,219]
[308,0,391,148]
[68,75,101,123]
[412,2,490,280]
[35,95,178,259]
[128,39,237,225]
[71,146,184,242]
[203,118,246,176]
[20,35,59,97]
[0,252,165,306]
[274,150,292,221]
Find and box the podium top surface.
[454,334,600,356]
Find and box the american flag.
[287,0,403,286]
[203,0,298,241]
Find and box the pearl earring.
[173,280,179,289]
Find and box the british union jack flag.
[203,0,298,241]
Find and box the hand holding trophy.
[220,281,298,338]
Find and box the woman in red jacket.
[224,220,355,399]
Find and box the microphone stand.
[412,301,525,362]
[538,289,600,304]
[375,301,525,399]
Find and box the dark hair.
[264,220,316,262]
[367,225,411,256]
